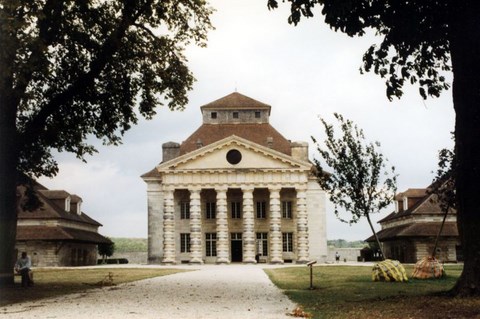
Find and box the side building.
[367,187,460,263]
[142,92,328,264]
[16,181,111,267]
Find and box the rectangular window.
[206,202,216,219]
[282,201,292,219]
[231,232,242,240]
[180,202,190,219]
[180,233,191,253]
[282,232,293,252]
[211,112,217,119]
[256,233,268,256]
[255,111,261,118]
[256,201,266,219]
[231,202,241,219]
[206,233,217,257]
[233,111,239,119]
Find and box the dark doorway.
[231,240,243,262]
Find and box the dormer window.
[403,197,408,210]
[255,111,261,118]
[77,202,82,215]
[65,196,71,212]
[211,112,217,119]
[233,112,239,119]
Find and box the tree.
[0,0,213,286]
[312,113,397,260]
[267,0,480,297]
[98,240,115,264]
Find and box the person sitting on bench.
[15,252,34,287]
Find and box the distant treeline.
[111,238,148,252]
[111,238,366,252]
[327,239,368,248]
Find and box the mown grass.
[1,268,189,307]
[266,264,480,319]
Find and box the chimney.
[291,141,309,162]
[162,142,180,162]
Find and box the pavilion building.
[142,92,327,264]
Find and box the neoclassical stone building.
[142,92,327,264]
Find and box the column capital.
[268,186,282,193]
[215,185,228,193]
[241,186,254,193]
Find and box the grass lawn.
[1,267,190,307]
[265,264,480,319]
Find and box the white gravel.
[1,264,298,319]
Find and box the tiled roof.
[140,167,162,179]
[16,226,112,244]
[179,123,292,156]
[17,183,102,227]
[365,222,458,242]
[38,189,70,200]
[200,92,271,111]
[394,188,427,200]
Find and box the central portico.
[142,92,327,264]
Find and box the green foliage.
[267,0,451,101]
[312,113,397,225]
[1,0,213,178]
[111,237,147,253]
[327,239,367,248]
[98,240,115,259]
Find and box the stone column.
[189,188,203,264]
[216,187,230,263]
[242,187,256,263]
[269,187,283,263]
[296,187,309,263]
[162,188,176,264]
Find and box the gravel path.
[1,265,297,319]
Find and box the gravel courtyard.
[1,265,298,319]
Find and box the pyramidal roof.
[200,92,271,111]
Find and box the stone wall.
[327,247,362,263]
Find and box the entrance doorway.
[231,233,243,262]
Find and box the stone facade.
[368,187,461,263]
[142,92,328,264]
[15,181,111,267]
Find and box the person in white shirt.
[15,252,34,287]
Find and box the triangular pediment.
[157,135,311,172]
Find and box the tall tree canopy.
[312,113,397,259]
[267,0,480,296]
[0,0,212,285]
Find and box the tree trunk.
[449,0,480,296]
[0,90,19,287]
[366,213,385,261]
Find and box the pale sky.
[38,0,455,241]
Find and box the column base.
[296,258,310,264]
[216,257,230,264]
[243,258,257,264]
[189,259,204,264]
[161,260,177,265]
[269,259,284,264]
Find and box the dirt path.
[1,265,297,318]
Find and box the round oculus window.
[226,149,242,165]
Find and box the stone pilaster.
[216,187,230,263]
[242,187,256,263]
[189,188,203,264]
[146,182,164,264]
[162,188,176,264]
[296,187,309,263]
[269,187,283,263]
